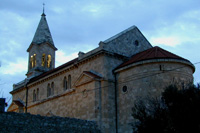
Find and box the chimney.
[0,98,5,113]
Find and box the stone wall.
[103,26,152,57]
[116,60,194,133]
[0,112,100,133]
[8,53,126,132]
[8,25,155,133]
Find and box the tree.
[132,84,200,133]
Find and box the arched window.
[42,53,46,67]
[63,77,67,91]
[68,75,71,89]
[33,54,36,67]
[30,54,37,68]
[30,55,34,68]
[47,55,51,68]
[36,88,39,100]
[47,83,51,97]
[33,90,36,102]
[51,82,54,95]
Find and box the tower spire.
[30,8,56,47]
[42,3,46,16]
[43,3,45,14]
[26,10,57,78]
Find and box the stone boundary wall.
[0,112,100,133]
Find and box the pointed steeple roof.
[32,13,55,46]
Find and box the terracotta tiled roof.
[116,46,190,69]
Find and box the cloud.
[151,37,180,47]
[56,51,78,67]
[0,58,27,75]
[148,8,200,47]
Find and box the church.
[8,11,195,133]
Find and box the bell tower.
[26,11,57,78]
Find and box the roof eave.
[114,58,195,73]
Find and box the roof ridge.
[103,25,137,43]
[157,46,184,59]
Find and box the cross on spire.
[42,3,46,16]
[43,3,45,14]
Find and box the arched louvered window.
[30,54,36,68]
[42,53,46,67]
[47,55,51,68]
[33,54,36,67]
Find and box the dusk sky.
[0,0,200,106]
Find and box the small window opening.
[51,82,54,95]
[122,86,128,93]
[33,90,36,102]
[47,55,51,68]
[36,88,39,100]
[33,54,36,67]
[160,65,164,71]
[68,75,71,89]
[135,40,139,46]
[30,54,36,68]
[42,54,46,67]
[63,77,67,91]
[30,55,34,68]
[47,83,51,97]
